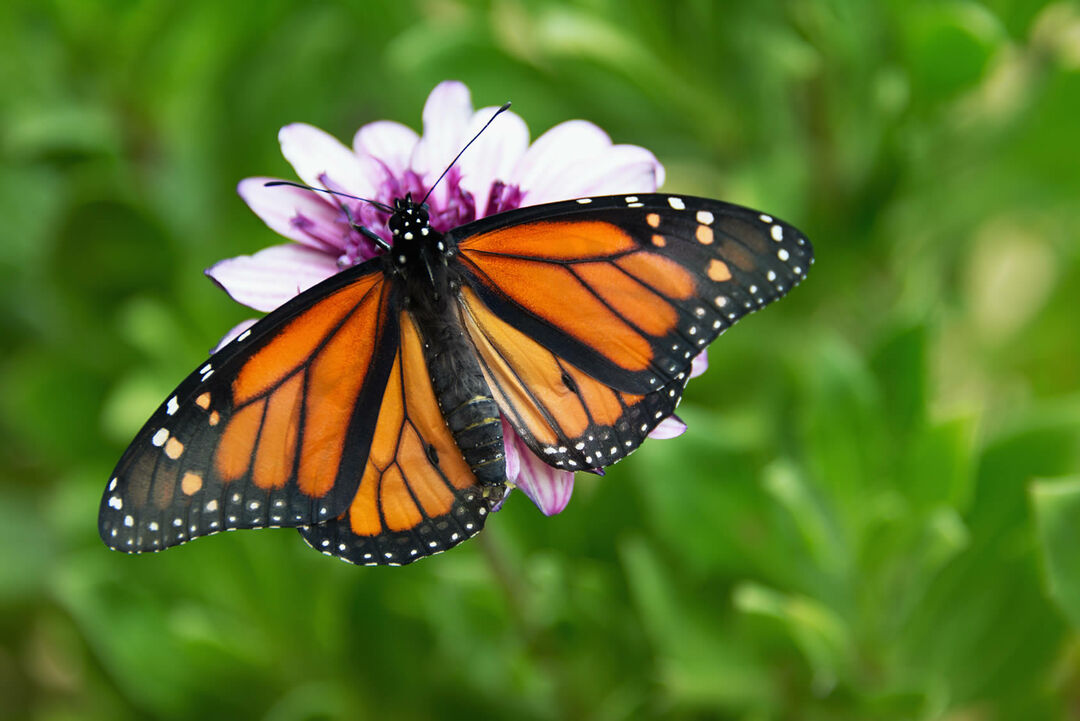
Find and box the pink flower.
[208,80,704,516]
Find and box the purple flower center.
[322,167,521,269]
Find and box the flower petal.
[456,106,530,217]
[205,243,339,313]
[502,419,574,516]
[212,318,258,353]
[353,120,419,177]
[511,120,613,193]
[690,350,708,378]
[410,81,474,205]
[238,177,346,253]
[648,415,687,440]
[278,123,379,198]
[522,144,665,205]
[502,418,522,481]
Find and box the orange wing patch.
[465,220,636,260]
[233,273,382,403]
[212,273,387,500]
[346,313,481,538]
[462,253,653,371]
[460,286,678,470]
[297,312,496,566]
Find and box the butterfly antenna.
[264,180,394,214]
[420,102,512,207]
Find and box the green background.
[3,0,1080,719]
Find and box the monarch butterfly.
[99,130,813,566]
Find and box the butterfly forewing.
[99,262,398,552]
[449,193,813,470]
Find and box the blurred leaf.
[1031,476,1080,628]
[732,581,849,696]
[621,538,771,712]
[870,323,927,435]
[904,2,1005,101]
[900,412,979,511]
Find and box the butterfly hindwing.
[299,312,499,566]
[449,193,813,470]
[98,262,398,552]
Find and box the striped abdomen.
[412,308,506,486]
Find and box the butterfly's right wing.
[99,262,400,552]
[448,193,813,472]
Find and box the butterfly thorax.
[385,196,507,490]
[385,195,459,308]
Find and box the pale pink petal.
[238,177,345,253]
[648,415,687,440]
[501,418,522,482]
[205,244,339,313]
[278,123,379,198]
[353,120,419,177]
[455,106,530,214]
[410,81,474,205]
[690,350,708,378]
[502,418,574,515]
[522,144,665,205]
[212,318,258,353]
[511,120,613,192]
[515,451,575,516]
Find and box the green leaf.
[1031,476,1080,628]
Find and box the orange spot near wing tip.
[651,234,666,247]
[696,225,714,245]
[646,213,661,228]
[181,471,203,495]
[195,392,211,409]
[708,259,732,282]
[164,437,184,460]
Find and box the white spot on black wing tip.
[576,198,592,204]
[667,197,685,210]
[151,428,169,447]
[166,396,179,415]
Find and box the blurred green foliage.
[2,0,1079,719]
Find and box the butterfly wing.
[99,260,399,552]
[299,312,502,566]
[448,193,813,470]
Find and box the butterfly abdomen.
[410,304,506,487]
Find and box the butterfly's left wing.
[448,193,813,471]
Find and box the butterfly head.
[388,193,431,241]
